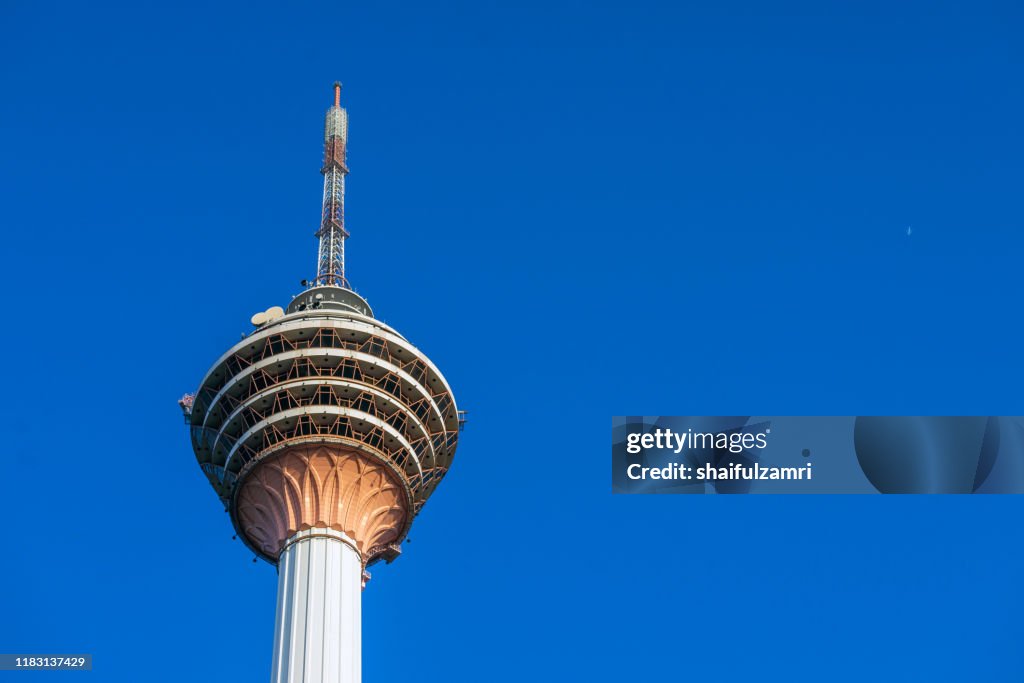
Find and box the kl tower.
[182,82,462,683]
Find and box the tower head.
[186,84,460,570]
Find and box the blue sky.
[2,1,1023,680]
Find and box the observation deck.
[188,286,460,565]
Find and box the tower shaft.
[271,529,362,683]
[316,82,350,287]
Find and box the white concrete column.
[270,528,362,683]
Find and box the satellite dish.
[266,306,285,321]
[251,311,268,326]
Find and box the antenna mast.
[316,82,350,287]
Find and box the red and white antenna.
[315,82,350,287]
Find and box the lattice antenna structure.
[316,82,350,288]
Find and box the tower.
[183,83,461,683]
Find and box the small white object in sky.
[906,225,912,236]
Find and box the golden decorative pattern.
[236,444,407,560]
